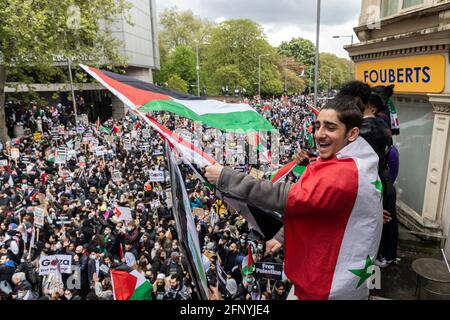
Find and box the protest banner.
[33,207,45,228]
[250,168,265,179]
[192,208,204,217]
[112,170,122,182]
[152,150,163,156]
[10,148,20,159]
[55,148,67,164]
[39,255,72,275]
[94,146,106,157]
[254,262,283,281]
[33,132,42,142]
[141,129,150,138]
[149,170,165,182]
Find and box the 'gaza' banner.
[39,255,72,275]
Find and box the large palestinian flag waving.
[80,65,273,132]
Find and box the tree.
[277,56,306,94]
[0,0,131,142]
[318,53,349,93]
[278,38,316,67]
[278,38,316,94]
[203,19,281,96]
[167,74,188,93]
[158,6,213,51]
[155,46,196,90]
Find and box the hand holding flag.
[204,163,225,185]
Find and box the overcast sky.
[155,0,361,59]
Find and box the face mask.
[154,244,160,250]
[17,291,26,299]
[127,227,133,231]
[65,294,72,300]
[90,254,96,260]
[257,245,263,251]
[21,184,27,191]
[240,240,246,245]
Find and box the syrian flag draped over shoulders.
[80,65,273,132]
[110,264,152,300]
[283,137,383,300]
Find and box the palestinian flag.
[270,161,306,184]
[80,65,273,132]
[242,244,255,275]
[307,103,320,116]
[140,113,217,168]
[99,125,112,135]
[110,264,152,300]
[283,137,383,300]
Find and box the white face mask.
[17,291,26,299]
[64,294,72,300]
[90,254,97,260]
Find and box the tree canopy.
[0,0,131,142]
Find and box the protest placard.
[254,262,283,280]
[149,170,165,182]
[112,170,122,182]
[250,168,265,179]
[192,208,204,217]
[10,148,20,159]
[33,207,45,228]
[33,132,42,142]
[39,255,72,275]
[0,159,8,167]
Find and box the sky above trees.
[156,0,361,58]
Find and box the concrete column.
[422,95,450,232]
[111,67,153,120]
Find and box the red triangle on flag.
[110,269,137,300]
[114,208,121,218]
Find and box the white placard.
[10,148,20,159]
[149,170,165,182]
[39,255,72,275]
[34,207,45,228]
[0,159,8,167]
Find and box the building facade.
[346,0,450,253]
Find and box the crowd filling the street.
[0,80,401,300]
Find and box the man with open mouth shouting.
[205,95,383,300]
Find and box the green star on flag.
[349,256,374,289]
[371,180,383,194]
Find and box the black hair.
[338,81,372,110]
[371,84,395,103]
[320,95,363,132]
[368,93,387,114]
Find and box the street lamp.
[67,57,78,126]
[328,68,333,98]
[196,44,200,97]
[332,34,354,80]
[258,53,271,97]
[195,42,210,97]
[314,0,321,108]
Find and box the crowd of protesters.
[0,81,399,300]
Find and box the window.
[380,0,425,18]
[402,0,424,9]
[381,0,399,17]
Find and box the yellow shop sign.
[355,54,446,93]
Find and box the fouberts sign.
[355,54,446,93]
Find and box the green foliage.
[167,74,188,93]
[318,52,351,92]
[203,19,279,96]
[155,46,196,86]
[158,6,213,51]
[0,0,132,141]
[0,0,131,68]
[278,38,316,66]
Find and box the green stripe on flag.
[139,100,274,131]
[293,165,306,176]
[130,281,153,300]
